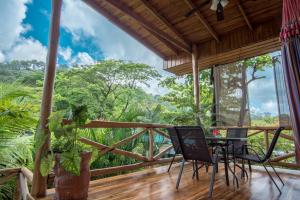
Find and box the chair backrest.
[226,128,248,155]
[263,127,285,162]
[175,126,212,163]
[226,128,248,138]
[166,127,182,154]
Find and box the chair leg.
[209,162,217,198]
[262,164,282,194]
[241,159,245,178]
[167,154,176,172]
[195,160,199,180]
[267,160,284,185]
[205,163,209,173]
[176,160,185,190]
[248,160,252,173]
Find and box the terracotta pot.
[54,151,92,200]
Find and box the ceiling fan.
[210,0,229,21]
[185,0,257,21]
[185,0,228,21]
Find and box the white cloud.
[0,51,5,62]
[59,47,72,61]
[262,100,278,113]
[60,0,167,94]
[61,0,163,67]
[0,0,31,51]
[7,38,47,62]
[73,52,94,65]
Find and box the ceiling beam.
[145,27,179,55]
[83,0,167,59]
[140,0,191,47]
[237,1,253,30]
[105,0,192,54]
[184,0,220,42]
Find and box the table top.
[205,137,248,141]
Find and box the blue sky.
[0,0,280,116]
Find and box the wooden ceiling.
[83,0,282,75]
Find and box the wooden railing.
[212,126,300,169]
[0,167,34,200]
[71,120,182,177]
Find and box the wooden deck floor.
[44,163,300,200]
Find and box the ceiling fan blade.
[210,0,229,11]
[184,0,211,18]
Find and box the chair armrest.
[242,145,264,162]
[243,144,266,156]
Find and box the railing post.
[31,0,62,197]
[149,128,154,161]
[264,130,269,152]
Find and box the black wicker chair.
[236,127,285,194]
[166,127,183,172]
[175,126,223,197]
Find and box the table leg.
[222,148,229,186]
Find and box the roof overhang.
[83,0,282,75]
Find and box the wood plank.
[64,119,172,129]
[105,0,192,54]
[112,128,148,149]
[0,167,21,174]
[140,0,191,46]
[183,0,220,42]
[90,156,182,177]
[153,145,173,160]
[154,129,170,139]
[19,173,29,200]
[42,163,300,200]
[80,138,148,161]
[31,0,62,197]
[192,44,200,125]
[149,129,154,161]
[270,152,296,162]
[21,167,33,184]
[237,1,253,30]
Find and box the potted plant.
[39,105,96,200]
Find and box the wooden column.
[31,0,62,197]
[148,129,154,161]
[264,130,269,152]
[192,44,201,125]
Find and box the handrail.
[63,119,172,129]
[0,167,34,199]
[211,126,293,130]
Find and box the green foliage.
[0,56,296,198]
[159,69,213,127]
[40,105,93,176]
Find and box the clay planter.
[54,151,92,200]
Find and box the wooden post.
[192,44,201,125]
[31,0,62,197]
[149,129,154,161]
[264,130,269,152]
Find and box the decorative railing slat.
[80,137,149,161]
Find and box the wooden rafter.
[184,0,220,42]
[140,0,191,47]
[83,0,167,59]
[105,0,192,54]
[237,1,253,30]
[145,27,179,55]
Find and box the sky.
[0,0,281,116]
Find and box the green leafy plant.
[40,105,96,176]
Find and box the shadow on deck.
[43,163,300,200]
